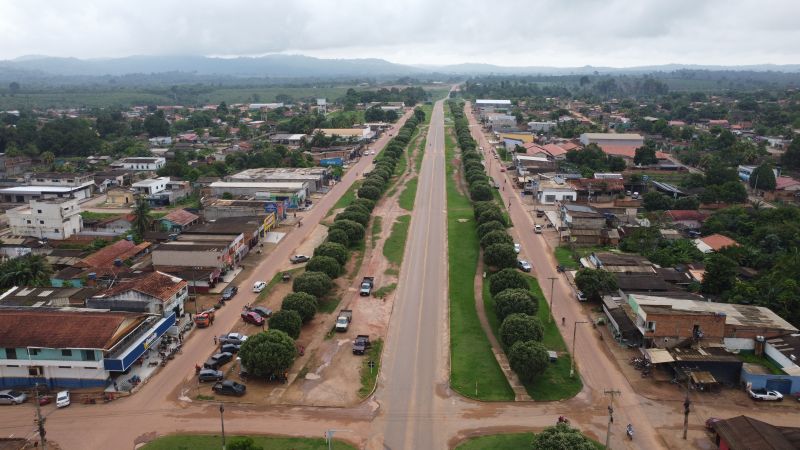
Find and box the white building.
[120,157,166,171]
[528,121,557,132]
[7,198,83,240]
[26,172,94,188]
[132,177,169,195]
[475,99,512,109]
[536,179,577,204]
[579,133,644,148]
[485,113,517,130]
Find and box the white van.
[252,281,267,293]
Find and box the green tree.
[357,185,381,201]
[749,163,777,191]
[329,219,365,246]
[41,151,55,166]
[132,196,151,238]
[495,288,538,321]
[281,292,318,323]
[643,192,674,211]
[781,137,800,169]
[476,208,506,226]
[238,329,297,376]
[508,340,549,382]
[292,271,333,298]
[469,182,493,201]
[229,437,263,450]
[500,313,544,348]
[531,423,597,450]
[313,242,348,266]
[480,230,513,248]
[267,310,302,339]
[484,243,518,269]
[489,268,529,296]
[634,144,658,166]
[700,253,738,296]
[326,228,350,246]
[574,268,617,301]
[305,255,343,279]
[335,210,370,227]
[143,110,170,137]
[477,220,506,238]
[0,255,53,288]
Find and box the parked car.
[513,243,521,254]
[212,380,247,396]
[517,260,532,272]
[749,388,783,401]
[290,255,310,264]
[250,306,273,318]
[56,391,70,408]
[204,352,234,370]
[220,343,240,354]
[219,333,248,345]
[535,209,545,218]
[241,310,265,326]
[534,224,543,234]
[576,290,587,302]
[198,369,224,383]
[0,390,26,405]
[221,286,238,301]
[252,281,267,293]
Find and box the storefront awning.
[691,371,717,385]
[645,348,675,364]
[104,312,176,372]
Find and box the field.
[383,215,411,266]
[455,433,533,450]
[141,435,355,450]
[445,114,514,401]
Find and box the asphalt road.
[379,100,448,450]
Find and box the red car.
[241,311,264,326]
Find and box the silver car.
[0,390,27,405]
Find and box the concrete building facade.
[7,198,83,240]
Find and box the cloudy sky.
[1,0,799,67]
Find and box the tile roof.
[699,233,739,251]
[542,143,568,157]
[98,271,186,303]
[570,178,625,191]
[712,415,800,450]
[75,240,151,269]
[162,209,200,226]
[666,210,709,222]
[775,176,800,190]
[0,309,145,349]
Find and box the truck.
[359,277,375,296]
[193,309,216,328]
[335,310,353,332]
[352,335,371,355]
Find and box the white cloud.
[0,0,798,66]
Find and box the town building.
[484,113,517,130]
[512,155,556,174]
[711,415,800,450]
[0,183,93,203]
[209,181,308,207]
[105,187,136,206]
[86,271,188,318]
[159,209,200,233]
[132,177,169,196]
[203,198,287,226]
[579,132,645,148]
[118,157,166,171]
[314,128,373,141]
[26,172,94,188]
[535,178,577,204]
[226,167,330,193]
[528,121,557,132]
[694,233,739,253]
[0,286,99,308]
[7,198,83,240]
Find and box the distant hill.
[420,62,800,75]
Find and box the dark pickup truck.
[352,335,371,355]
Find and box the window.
[29,348,40,356]
[646,321,656,332]
[82,350,96,361]
[39,220,45,224]
[26,220,31,224]
[28,366,43,376]
[61,349,72,357]
[37,209,42,213]
[58,366,72,369]
[5,348,17,359]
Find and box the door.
[765,378,792,395]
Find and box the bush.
[508,340,549,382]
[314,242,348,266]
[469,182,494,201]
[281,292,318,323]
[574,268,618,301]
[344,203,371,216]
[329,219,365,245]
[494,288,538,321]
[292,271,333,298]
[531,423,597,450]
[480,229,513,248]
[326,228,350,246]
[500,313,544,348]
[335,210,370,227]
[473,201,498,219]
[358,185,381,201]
[476,208,506,226]
[483,242,518,269]
[489,268,529,296]
[267,310,302,339]
[477,220,506,238]
[351,198,375,212]
[305,255,343,279]
[238,329,297,376]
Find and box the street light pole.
[219,403,226,450]
[325,429,351,450]
[571,320,588,377]
[547,277,557,323]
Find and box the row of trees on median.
[239,107,426,379]
[449,100,550,383]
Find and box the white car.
[513,243,521,254]
[534,224,543,234]
[749,388,783,401]
[517,260,532,272]
[252,281,267,293]
[56,390,70,408]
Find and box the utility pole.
[33,383,46,450]
[219,403,226,450]
[571,321,588,377]
[683,370,692,440]
[604,389,621,450]
[547,277,558,323]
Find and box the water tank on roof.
[114,258,123,267]
[126,235,133,241]
[88,273,97,280]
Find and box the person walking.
[213,336,217,345]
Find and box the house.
[765,176,800,203]
[80,213,133,237]
[87,271,188,318]
[528,121,557,132]
[148,136,172,146]
[694,234,739,253]
[0,308,176,388]
[579,132,644,148]
[569,178,625,203]
[711,416,800,450]
[0,236,47,260]
[152,242,235,271]
[226,167,330,193]
[0,153,32,177]
[665,210,709,230]
[0,286,98,308]
[541,143,569,160]
[0,183,93,203]
[512,155,556,174]
[586,252,656,274]
[485,114,517,130]
[106,187,135,206]
[269,133,307,146]
[156,266,221,294]
[119,157,166,171]
[737,165,779,182]
[498,132,534,144]
[474,99,511,117]
[132,177,169,196]
[209,181,308,207]
[7,198,83,240]
[560,204,606,229]
[26,172,94,188]
[73,239,151,271]
[535,179,577,204]
[203,198,288,226]
[160,209,200,232]
[314,128,373,141]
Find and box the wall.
[637,311,726,346]
[765,342,797,370]
[741,366,800,394]
[152,249,224,268]
[724,338,755,351]
[0,349,107,389]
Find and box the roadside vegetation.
[358,338,384,397]
[141,435,356,450]
[383,215,411,266]
[455,425,603,450]
[398,178,418,211]
[445,101,514,401]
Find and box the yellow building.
[106,187,135,206]
[498,132,535,144]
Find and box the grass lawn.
[737,351,785,375]
[455,433,533,450]
[141,435,356,450]
[383,215,411,266]
[330,180,362,213]
[554,246,580,270]
[371,216,382,249]
[347,239,366,280]
[481,275,581,401]
[80,211,121,221]
[398,177,418,211]
[415,135,427,172]
[257,268,303,302]
[358,338,384,398]
[445,122,514,401]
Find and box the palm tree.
[0,255,52,288]
[132,196,152,238]
[41,151,55,166]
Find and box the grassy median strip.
[398,177,418,211]
[358,338,384,398]
[445,125,514,401]
[383,215,411,266]
[415,135,427,172]
[142,435,356,450]
[256,268,303,302]
[455,433,534,450]
[330,180,362,213]
[371,216,382,249]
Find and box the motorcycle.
[626,425,634,440]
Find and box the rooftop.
[0,286,98,307]
[132,177,169,187]
[0,185,91,194]
[76,240,151,269]
[666,210,709,222]
[582,133,643,140]
[696,233,739,252]
[161,209,199,226]
[95,271,186,303]
[184,216,265,235]
[476,99,511,105]
[209,181,307,190]
[713,415,800,450]
[0,308,146,350]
